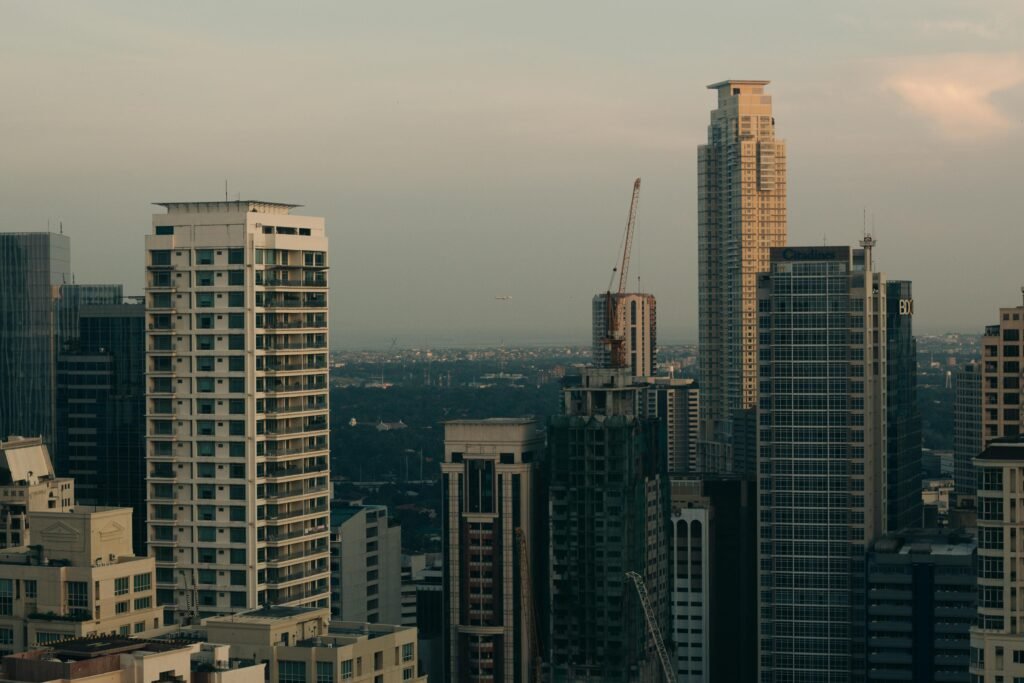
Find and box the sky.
[1,1,1023,348]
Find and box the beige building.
[0,637,262,683]
[971,437,1024,681]
[981,300,1024,444]
[0,437,74,548]
[592,292,657,378]
[637,376,699,474]
[697,79,787,475]
[441,419,544,683]
[205,606,424,683]
[145,202,331,623]
[0,506,164,654]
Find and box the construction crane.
[516,527,543,683]
[179,568,199,626]
[601,178,641,368]
[625,571,673,683]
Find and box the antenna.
[59,221,63,235]
[225,180,228,201]
[862,207,867,237]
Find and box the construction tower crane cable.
[617,178,641,295]
[625,571,673,683]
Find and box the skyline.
[3,1,1023,348]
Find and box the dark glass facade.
[886,280,922,531]
[0,233,71,446]
[56,303,145,551]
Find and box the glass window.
[196,249,215,265]
[228,270,244,286]
[228,248,245,265]
[115,600,129,614]
[317,662,334,683]
[115,577,129,596]
[228,313,245,329]
[342,660,353,680]
[25,580,37,599]
[198,527,217,542]
[279,661,306,683]
[66,581,88,611]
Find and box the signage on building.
[899,299,913,316]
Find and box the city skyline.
[2,2,1023,348]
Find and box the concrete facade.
[953,360,982,499]
[0,506,163,654]
[592,293,657,378]
[638,377,699,475]
[970,438,1024,682]
[205,606,424,683]
[0,437,74,548]
[442,419,544,683]
[329,504,402,625]
[145,202,331,622]
[697,80,787,476]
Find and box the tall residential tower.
[145,201,330,624]
[697,80,787,475]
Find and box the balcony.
[267,542,328,564]
[265,524,328,544]
[266,503,329,522]
[267,564,330,585]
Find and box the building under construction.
[592,292,657,378]
[544,367,670,682]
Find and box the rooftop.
[873,529,976,557]
[205,605,323,625]
[153,200,301,214]
[443,417,538,426]
[976,436,1024,462]
[707,79,770,90]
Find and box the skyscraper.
[0,233,71,447]
[145,201,330,624]
[697,80,787,475]
[329,503,402,624]
[981,299,1024,444]
[756,243,886,682]
[638,376,699,474]
[592,292,657,378]
[441,418,544,683]
[886,280,922,531]
[970,436,1024,682]
[546,368,669,683]
[56,302,146,552]
[953,360,982,498]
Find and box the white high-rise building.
[145,201,330,624]
[698,80,787,475]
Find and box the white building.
[329,504,401,624]
[145,201,331,623]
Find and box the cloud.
[884,52,1024,140]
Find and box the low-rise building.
[204,606,424,683]
[0,505,164,653]
[0,437,74,548]
[0,636,262,683]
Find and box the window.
[228,313,244,329]
[66,581,88,610]
[374,651,383,670]
[341,660,353,680]
[0,628,12,645]
[402,643,414,662]
[0,580,10,616]
[25,580,37,599]
[134,621,145,633]
[230,592,247,607]
[228,270,244,286]
[403,667,414,681]
[229,356,245,372]
[279,661,306,683]
[150,250,171,266]
[135,596,152,610]
[231,549,246,564]
[196,249,215,265]
[155,225,174,235]
[115,577,129,596]
[36,632,67,645]
[115,600,129,614]
[230,527,246,543]
[119,625,130,636]
[228,292,244,307]
[317,661,334,683]
[198,527,217,542]
[230,506,246,522]
[228,248,245,265]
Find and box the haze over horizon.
[2,1,1023,349]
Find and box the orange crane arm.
[617,178,641,295]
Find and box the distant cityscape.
[0,76,1016,683]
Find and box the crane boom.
[625,571,673,683]
[617,178,641,295]
[516,528,543,682]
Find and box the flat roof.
[976,437,1024,462]
[207,606,324,625]
[707,79,770,89]
[443,417,538,425]
[47,636,187,658]
[153,200,301,209]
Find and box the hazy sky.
[2,1,1023,348]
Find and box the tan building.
[0,636,262,683]
[441,419,544,683]
[0,437,74,548]
[205,606,424,683]
[592,292,657,378]
[329,504,402,625]
[697,79,787,475]
[145,202,331,623]
[971,437,1024,681]
[981,300,1024,444]
[0,506,164,654]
